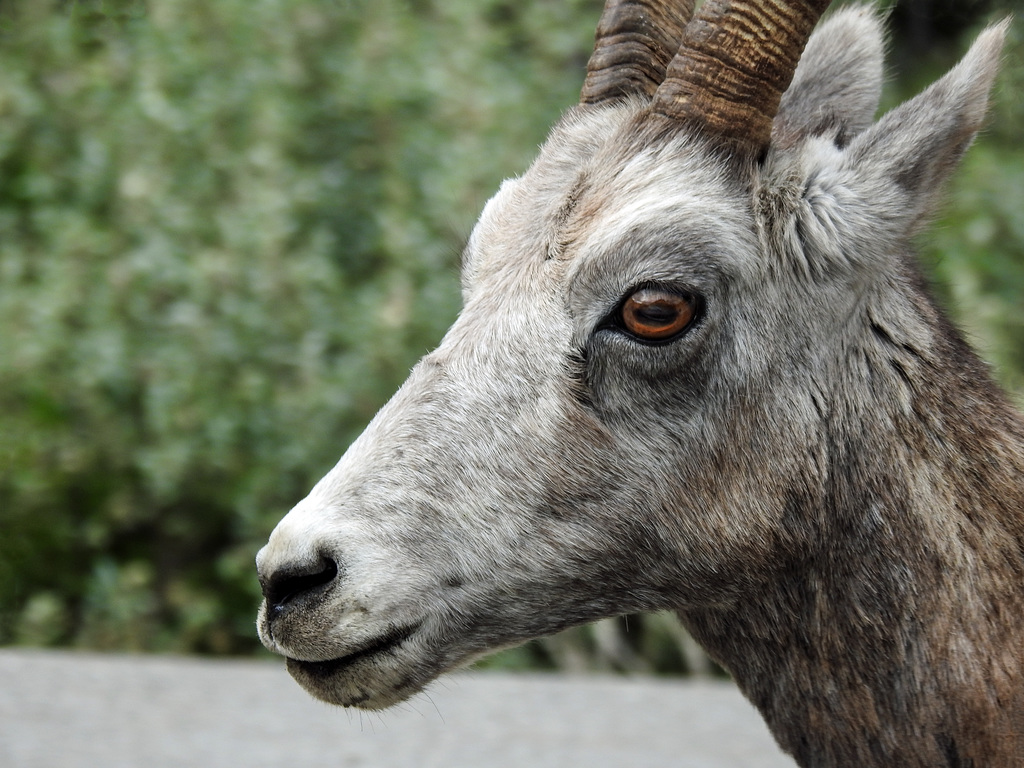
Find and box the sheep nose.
[259,556,339,618]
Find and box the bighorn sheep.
[256,1,1024,764]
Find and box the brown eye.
[620,287,698,342]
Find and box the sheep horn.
[652,0,833,152]
[581,0,696,105]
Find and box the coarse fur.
[256,6,1024,766]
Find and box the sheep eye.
[620,287,698,342]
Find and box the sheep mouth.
[286,623,421,679]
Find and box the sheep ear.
[837,20,1007,236]
[793,21,1007,269]
[772,6,885,149]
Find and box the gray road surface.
[0,649,795,767]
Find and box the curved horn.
[581,0,696,105]
[652,0,833,151]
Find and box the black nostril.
[261,556,339,616]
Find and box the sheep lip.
[287,624,420,677]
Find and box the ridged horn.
[652,0,833,151]
[581,0,696,105]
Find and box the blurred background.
[0,0,1021,674]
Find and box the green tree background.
[0,0,1021,671]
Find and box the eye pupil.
[620,287,697,342]
[635,303,675,324]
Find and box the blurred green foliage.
[0,0,600,653]
[0,0,1020,668]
